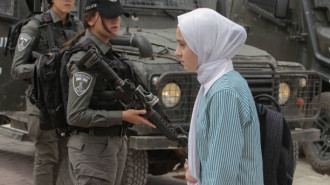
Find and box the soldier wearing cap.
[62,0,155,184]
[11,0,83,185]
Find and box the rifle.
[76,46,188,149]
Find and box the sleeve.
[201,90,244,185]
[66,51,123,128]
[11,20,40,80]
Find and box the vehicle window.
[0,0,14,16]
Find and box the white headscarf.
[178,8,247,185]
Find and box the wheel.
[303,93,330,174]
[121,150,148,185]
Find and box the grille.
[248,0,276,13]
[272,71,321,122]
[234,61,275,97]
[155,64,322,124]
[155,72,199,127]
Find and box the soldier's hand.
[122,109,156,128]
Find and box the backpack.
[254,94,295,185]
[29,39,94,135]
[4,12,53,57]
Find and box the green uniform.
[11,8,83,185]
[66,29,128,185]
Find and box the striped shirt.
[197,70,264,185]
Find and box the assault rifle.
[76,46,188,149]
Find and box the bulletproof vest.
[33,12,78,54]
[89,47,134,111]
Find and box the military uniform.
[11,8,84,185]
[66,29,128,185]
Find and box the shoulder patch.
[17,33,32,51]
[73,72,93,96]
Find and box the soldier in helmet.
[61,0,156,184]
[11,0,84,185]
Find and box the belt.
[75,125,127,137]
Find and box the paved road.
[0,135,329,185]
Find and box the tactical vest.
[33,12,78,55]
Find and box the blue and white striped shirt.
[196,70,263,185]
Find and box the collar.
[202,70,232,96]
[49,8,70,24]
[85,29,111,54]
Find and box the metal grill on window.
[248,0,275,13]
[0,0,14,16]
[120,0,206,11]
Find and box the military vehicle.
[0,0,324,184]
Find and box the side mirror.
[274,0,289,18]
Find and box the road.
[0,135,329,185]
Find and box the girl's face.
[175,28,198,72]
[52,0,75,15]
[88,12,121,43]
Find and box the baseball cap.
[85,0,128,18]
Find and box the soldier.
[62,0,156,184]
[10,0,84,185]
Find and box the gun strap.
[34,12,56,51]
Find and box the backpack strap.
[33,12,57,51]
[42,12,57,51]
[46,23,56,51]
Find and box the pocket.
[67,138,85,151]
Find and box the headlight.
[151,76,160,86]
[279,82,290,105]
[299,78,307,87]
[161,83,181,108]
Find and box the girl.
[176,8,264,185]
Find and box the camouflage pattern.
[10,7,83,185]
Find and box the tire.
[121,150,148,185]
[303,93,330,174]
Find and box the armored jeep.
[0,0,324,185]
